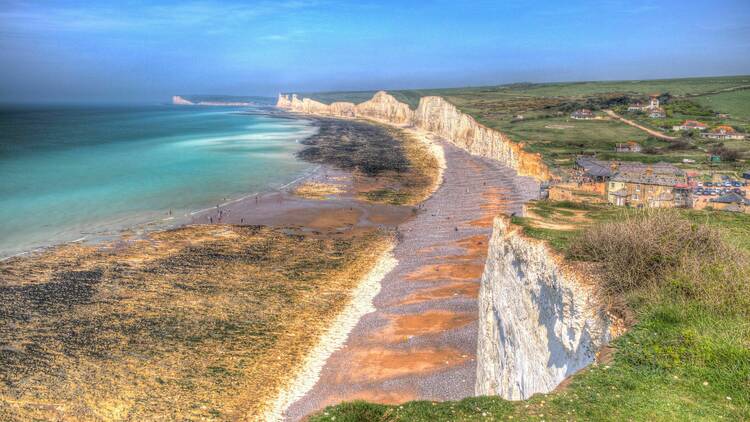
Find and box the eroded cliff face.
[475,217,611,400]
[413,96,549,180]
[276,91,549,181]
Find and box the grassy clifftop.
[301,75,750,170]
[310,204,750,421]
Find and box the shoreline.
[273,99,540,420]
[261,244,398,421]
[0,112,322,262]
[0,113,442,421]
[259,119,448,421]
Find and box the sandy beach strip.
[261,245,398,421]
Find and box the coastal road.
[604,109,677,141]
[284,141,539,420]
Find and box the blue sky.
[1,0,749,102]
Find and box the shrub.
[666,139,694,151]
[567,210,749,315]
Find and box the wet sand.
[284,141,539,420]
[189,165,415,235]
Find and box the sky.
[1,0,749,103]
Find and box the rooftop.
[611,172,684,187]
[711,192,748,204]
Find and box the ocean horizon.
[0,104,317,258]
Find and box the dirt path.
[604,109,677,141]
[283,142,539,420]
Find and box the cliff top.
[310,201,750,421]
[295,74,750,173]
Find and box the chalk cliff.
[172,95,195,105]
[275,90,609,402]
[475,217,611,400]
[276,92,550,181]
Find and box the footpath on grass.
[604,109,677,141]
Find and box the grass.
[694,89,750,122]
[310,204,750,421]
[498,117,673,167]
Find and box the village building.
[628,94,660,111]
[648,108,666,118]
[571,109,595,120]
[575,157,613,181]
[576,157,681,181]
[615,141,642,153]
[673,120,708,131]
[627,102,644,112]
[627,94,665,118]
[701,125,746,140]
[607,169,689,208]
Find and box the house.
[607,169,687,208]
[701,125,745,140]
[710,192,750,213]
[615,141,642,153]
[575,157,614,181]
[615,161,682,176]
[716,113,730,119]
[673,120,708,132]
[571,109,595,120]
[647,94,660,110]
[627,102,645,112]
[627,94,661,113]
[648,108,666,118]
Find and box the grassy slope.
[694,89,750,122]
[310,204,750,421]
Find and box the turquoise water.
[0,104,316,257]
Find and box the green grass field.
[310,205,750,421]
[694,89,750,122]
[495,117,700,167]
[303,75,750,173]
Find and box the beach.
[0,115,442,421]
[283,140,538,420]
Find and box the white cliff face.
[275,90,609,402]
[172,95,194,105]
[476,217,611,400]
[276,91,550,181]
[355,91,414,125]
[413,97,549,180]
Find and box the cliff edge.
[476,216,612,399]
[276,91,550,181]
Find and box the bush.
[709,144,741,162]
[666,139,694,151]
[567,211,749,315]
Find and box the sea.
[0,104,317,258]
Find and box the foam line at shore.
[0,236,87,262]
[261,245,398,421]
